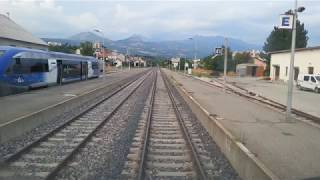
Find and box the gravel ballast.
[164,72,241,180]
[55,72,154,179]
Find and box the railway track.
[121,70,215,179]
[0,70,153,180]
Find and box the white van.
[297,74,320,93]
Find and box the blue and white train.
[0,46,101,96]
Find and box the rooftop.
[269,46,320,54]
[0,14,47,46]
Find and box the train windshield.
[6,58,49,74]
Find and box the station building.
[270,46,320,81]
[236,57,266,77]
[235,51,267,77]
[0,14,48,50]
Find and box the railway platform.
[164,69,320,180]
[0,68,147,143]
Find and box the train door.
[57,60,63,85]
[81,61,88,80]
[47,59,57,85]
[87,61,93,78]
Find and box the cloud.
[0,0,99,37]
[0,0,319,45]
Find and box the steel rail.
[45,70,153,179]
[137,70,157,180]
[162,70,207,180]
[0,69,152,179]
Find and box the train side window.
[311,77,316,83]
[304,76,309,81]
[29,59,49,73]
[92,62,98,69]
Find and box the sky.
[0,0,319,46]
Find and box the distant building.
[171,57,180,68]
[0,14,48,50]
[75,49,81,55]
[192,59,201,69]
[47,41,62,46]
[270,46,320,81]
[235,51,266,77]
[131,56,146,67]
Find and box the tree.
[80,41,94,56]
[201,47,235,72]
[263,20,308,52]
[178,58,192,71]
[263,16,308,76]
[48,43,78,53]
[234,52,252,65]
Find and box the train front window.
[6,58,49,74]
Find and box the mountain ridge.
[43,32,261,58]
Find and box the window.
[285,67,288,76]
[6,58,49,74]
[304,76,310,81]
[316,76,320,81]
[308,67,314,74]
[28,59,49,73]
[92,62,99,69]
[311,77,316,83]
[62,60,81,78]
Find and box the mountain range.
[42,32,261,58]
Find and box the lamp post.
[285,0,305,122]
[93,29,105,75]
[223,38,228,91]
[189,37,197,69]
[126,48,130,70]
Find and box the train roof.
[0,46,97,61]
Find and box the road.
[223,77,320,118]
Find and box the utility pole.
[179,57,182,72]
[285,0,305,122]
[184,56,187,74]
[93,29,105,75]
[127,48,130,70]
[223,38,228,90]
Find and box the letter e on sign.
[279,14,293,29]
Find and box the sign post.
[215,47,223,56]
[279,14,294,29]
[280,0,305,122]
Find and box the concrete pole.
[194,38,197,60]
[184,56,186,74]
[102,35,105,75]
[127,48,130,70]
[224,38,228,90]
[286,0,298,122]
[193,38,197,69]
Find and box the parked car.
[297,74,320,93]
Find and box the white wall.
[270,49,320,81]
